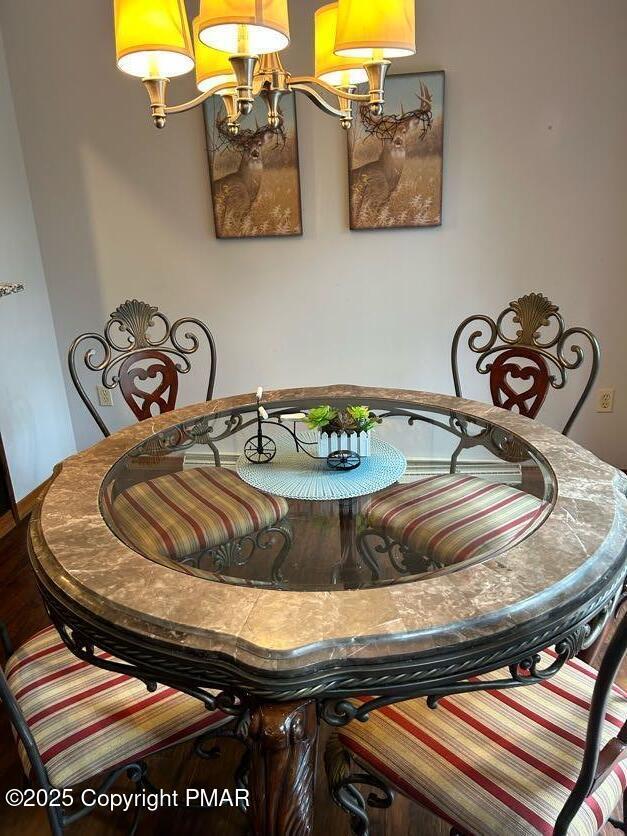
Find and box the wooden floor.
[0,519,623,835]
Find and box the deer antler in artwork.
[359,80,433,142]
[213,112,287,157]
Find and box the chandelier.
[113,0,417,133]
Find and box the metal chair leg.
[46,805,64,836]
[607,785,627,831]
[555,616,627,834]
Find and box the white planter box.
[317,430,371,458]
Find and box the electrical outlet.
[596,388,615,413]
[96,386,113,407]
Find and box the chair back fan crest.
[452,292,600,435]
[68,299,217,437]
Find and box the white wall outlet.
[596,388,615,413]
[96,385,113,407]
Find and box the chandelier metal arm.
[165,89,216,115]
[147,76,366,129]
[143,56,386,131]
[288,76,370,103]
[143,79,239,124]
[287,82,347,120]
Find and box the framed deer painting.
[348,70,445,231]
[203,95,303,239]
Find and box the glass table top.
[100,396,556,591]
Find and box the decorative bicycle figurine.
[243,388,361,471]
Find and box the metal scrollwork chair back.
[451,292,600,436]
[68,300,217,437]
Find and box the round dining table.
[28,385,627,835]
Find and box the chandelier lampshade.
[114,0,194,78]
[197,0,290,55]
[193,17,237,93]
[315,3,367,87]
[334,0,416,59]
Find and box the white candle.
[256,386,264,401]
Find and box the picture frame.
[347,70,445,231]
[203,94,303,240]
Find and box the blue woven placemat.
[236,432,407,500]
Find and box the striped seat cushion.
[363,474,547,566]
[5,625,230,788]
[111,466,289,560]
[339,652,627,835]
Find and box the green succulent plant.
[306,405,338,431]
[346,405,379,432]
[306,404,380,433]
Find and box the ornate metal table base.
[179,522,293,586]
[325,734,393,836]
[357,529,443,582]
[35,571,622,836]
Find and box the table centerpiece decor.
[306,405,380,458]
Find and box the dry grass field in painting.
[211,143,302,239]
[349,72,445,230]
[350,124,443,229]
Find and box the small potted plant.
[306,405,380,458]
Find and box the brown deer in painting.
[213,119,285,234]
[350,81,433,223]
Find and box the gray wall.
[0,28,75,500]
[1,0,625,463]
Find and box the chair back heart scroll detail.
[118,350,179,421]
[451,292,601,437]
[489,347,550,419]
[68,299,217,438]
